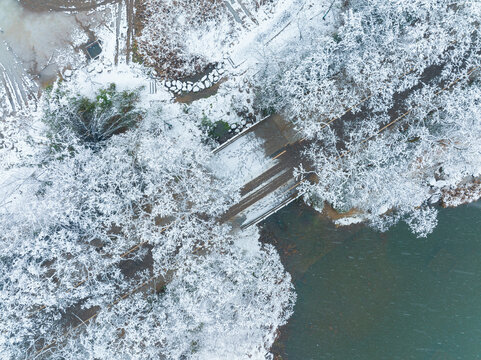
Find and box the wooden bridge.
[213,113,309,228]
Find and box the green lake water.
[262,200,481,360]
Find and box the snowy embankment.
[441,178,481,208]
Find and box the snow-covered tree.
[48,227,295,360]
[297,73,481,236]
[256,0,481,136]
[0,82,249,357]
[256,0,481,236]
[137,0,233,78]
[137,0,275,78]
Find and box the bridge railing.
[212,115,270,154]
[241,191,302,229]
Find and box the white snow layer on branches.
[29,227,295,360]
[299,76,481,236]
[0,68,297,359]
[137,0,232,77]
[1,219,296,359]
[137,0,277,77]
[256,0,481,132]
[0,131,219,354]
[257,0,481,236]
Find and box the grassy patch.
[201,115,231,143]
[43,83,144,150]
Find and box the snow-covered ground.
[209,131,277,189]
[0,0,119,120]
[0,41,36,118]
[0,0,106,80]
[227,0,339,74]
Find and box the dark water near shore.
[262,200,481,360]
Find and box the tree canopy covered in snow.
[3,0,481,358]
[50,227,295,360]
[137,0,275,78]
[0,80,294,358]
[257,0,481,131]
[137,0,233,77]
[256,0,481,236]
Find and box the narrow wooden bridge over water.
[214,113,310,229]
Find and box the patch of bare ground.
[321,203,363,223]
[441,178,481,207]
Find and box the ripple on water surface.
[263,200,481,360]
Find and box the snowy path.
[0,41,36,116]
[223,0,258,26]
[212,114,308,228]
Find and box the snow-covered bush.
[137,0,231,78]
[43,83,143,147]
